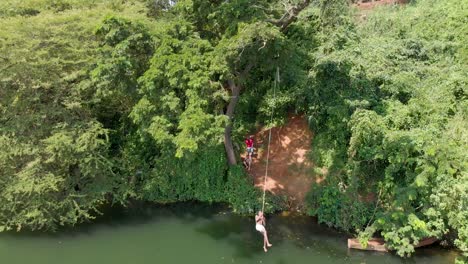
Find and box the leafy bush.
[137,146,227,203]
[226,166,288,214]
[306,179,372,232]
[224,166,261,214]
[304,0,467,257]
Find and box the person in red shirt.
[243,135,254,170]
[245,135,254,157]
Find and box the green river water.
[0,203,458,264]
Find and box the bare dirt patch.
[244,115,318,210]
[354,0,409,11]
[354,0,409,21]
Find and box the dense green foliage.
[0,2,124,231]
[0,0,292,233]
[0,0,466,260]
[304,0,467,259]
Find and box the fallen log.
[347,237,438,252]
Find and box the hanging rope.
[261,66,279,213]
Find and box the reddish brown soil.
[354,0,409,10]
[244,115,318,210]
[353,0,409,22]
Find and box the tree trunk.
[221,1,312,166]
[224,79,240,165]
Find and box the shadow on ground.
[248,115,321,209]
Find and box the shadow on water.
[192,213,321,259]
[194,209,351,260]
[191,207,459,263]
[0,201,218,240]
[195,214,261,259]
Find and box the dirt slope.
[354,0,409,10]
[245,115,315,210]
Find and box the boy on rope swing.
[255,211,272,252]
[243,135,254,170]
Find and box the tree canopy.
[0,0,466,260]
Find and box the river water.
[0,203,458,264]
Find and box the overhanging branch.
[268,0,312,32]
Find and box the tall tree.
[137,0,314,165]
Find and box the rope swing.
[261,66,279,213]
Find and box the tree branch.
[269,0,312,32]
[240,61,255,80]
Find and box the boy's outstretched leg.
[262,231,272,252]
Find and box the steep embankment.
[246,115,319,210]
[354,0,409,11]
